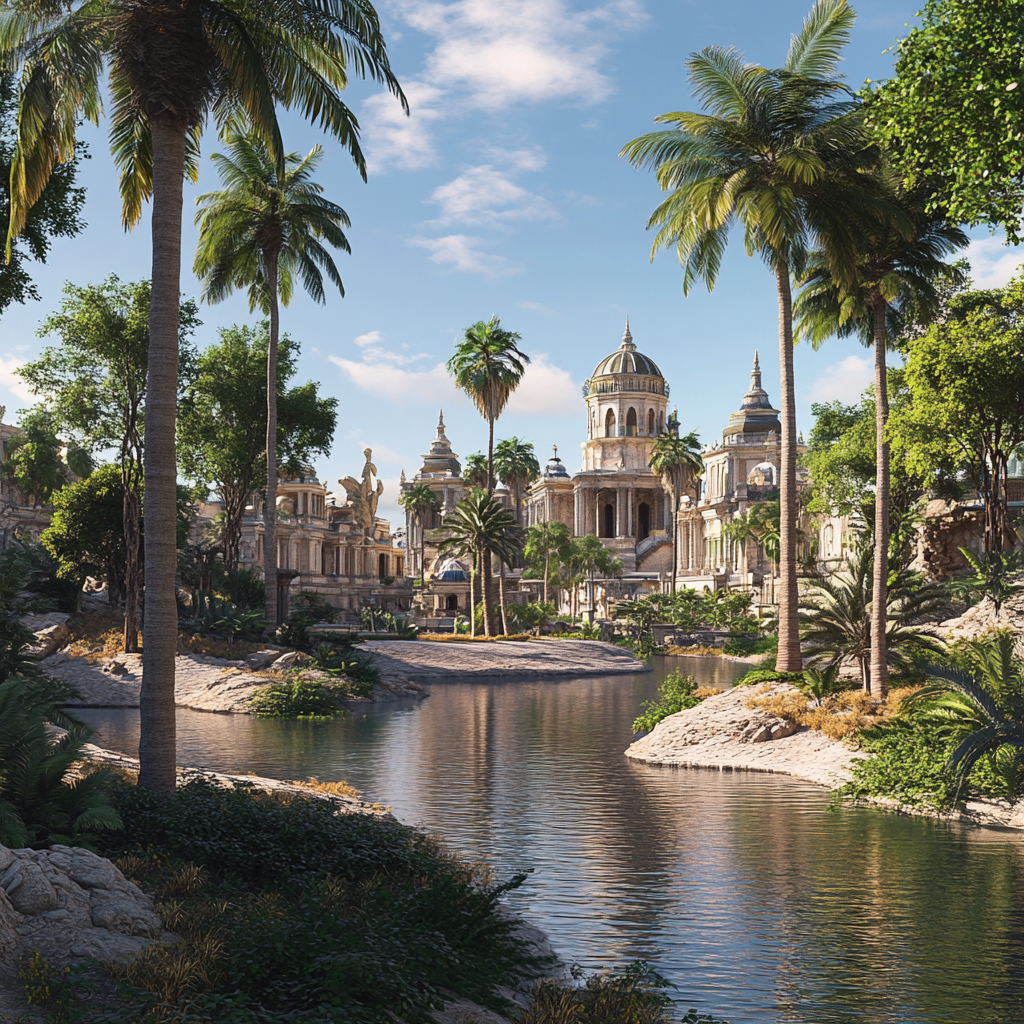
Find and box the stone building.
[194,448,408,622]
[0,409,59,546]
[524,320,675,576]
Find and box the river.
[76,655,1024,1024]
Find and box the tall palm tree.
[795,174,966,698]
[1,0,404,792]
[438,491,518,638]
[649,430,703,593]
[398,483,439,587]
[446,317,529,494]
[193,129,350,634]
[494,437,540,528]
[524,520,570,605]
[621,0,877,672]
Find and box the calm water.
[76,655,1024,1024]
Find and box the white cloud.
[517,300,559,314]
[401,0,643,110]
[329,348,455,403]
[408,234,518,277]
[504,352,580,415]
[0,355,34,406]
[363,81,444,173]
[807,355,874,405]
[362,0,645,171]
[965,237,1024,288]
[427,163,556,227]
[354,330,384,347]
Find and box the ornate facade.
[523,321,675,575]
[0,409,58,546]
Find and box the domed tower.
[581,318,669,472]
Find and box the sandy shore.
[625,685,1024,830]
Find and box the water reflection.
[76,655,1024,1023]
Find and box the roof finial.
[749,351,763,393]
[753,350,759,372]
[621,316,635,350]
[437,408,445,431]
[552,444,558,458]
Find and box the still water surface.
[77,655,1024,1024]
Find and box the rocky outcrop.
[0,843,167,975]
[932,585,1024,643]
[20,611,72,659]
[625,684,857,788]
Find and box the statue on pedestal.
[340,448,384,537]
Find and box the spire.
[750,351,762,391]
[621,316,635,351]
[552,444,558,458]
[437,409,445,433]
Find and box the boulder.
[1,857,59,915]
[244,650,282,671]
[270,651,310,671]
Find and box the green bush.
[248,679,347,718]
[633,671,707,733]
[231,566,265,609]
[721,633,778,656]
[88,778,548,1023]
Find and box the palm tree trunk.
[487,418,495,495]
[263,251,280,633]
[138,118,186,793]
[543,547,550,605]
[122,451,141,653]
[419,516,426,588]
[469,554,476,638]
[774,256,801,673]
[482,545,494,636]
[870,304,890,700]
[499,566,508,635]
[671,480,680,594]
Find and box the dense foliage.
[86,778,544,1022]
[633,672,707,733]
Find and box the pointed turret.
[621,316,635,351]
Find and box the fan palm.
[795,172,966,698]
[0,0,404,792]
[621,0,880,671]
[463,453,489,490]
[494,437,540,527]
[649,429,703,592]
[800,543,947,690]
[438,491,518,638]
[398,483,439,587]
[447,318,529,494]
[909,632,1024,801]
[194,129,350,632]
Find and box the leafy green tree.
[800,542,946,690]
[178,325,336,577]
[438,491,519,637]
[194,129,350,632]
[0,407,87,506]
[867,0,1024,242]
[559,535,622,622]
[895,276,1024,553]
[0,0,404,794]
[398,483,439,587]
[621,0,876,672]
[0,68,85,314]
[19,277,200,651]
[41,463,128,602]
[649,429,703,593]
[795,176,965,697]
[524,520,571,605]
[447,318,529,494]
[494,437,540,527]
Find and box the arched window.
[638,502,651,540]
[658,411,664,433]
[626,408,637,435]
[446,593,459,611]
[605,408,616,437]
[603,503,615,537]
[647,409,655,435]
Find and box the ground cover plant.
[51,775,551,1023]
[633,672,717,733]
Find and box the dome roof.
[723,352,781,439]
[591,319,663,378]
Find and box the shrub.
[633,672,708,733]
[734,667,805,687]
[231,566,265,610]
[722,633,778,656]
[248,679,347,718]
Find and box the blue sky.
[1,0,1020,524]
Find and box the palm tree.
[621,0,877,672]
[446,318,529,494]
[524,520,570,605]
[494,437,540,527]
[1,0,404,793]
[649,430,703,593]
[463,453,490,490]
[193,129,351,634]
[794,175,966,698]
[438,491,518,638]
[911,632,1024,801]
[800,542,947,690]
[398,484,440,587]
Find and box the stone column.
[627,487,633,537]
[616,489,626,538]
[574,487,581,535]
[595,489,602,538]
